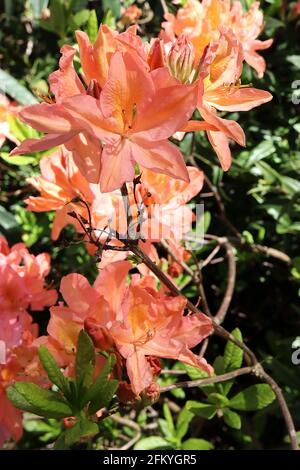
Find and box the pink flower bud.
[168,34,195,84]
[140,382,160,407]
[84,317,114,350]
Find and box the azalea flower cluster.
[2,0,273,448]
[39,261,212,398]
[0,236,57,446]
[25,146,203,270]
[11,2,272,188]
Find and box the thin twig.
[256,366,299,451]
[109,415,141,451]
[204,235,236,325]
[201,244,221,267]
[160,367,253,392]
[161,369,187,375]
[159,0,168,15]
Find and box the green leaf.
[207,393,229,408]
[213,356,225,375]
[53,431,69,450]
[176,407,194,441]
[134,436,173,450]
[39,0,67,38]
[186,401,217,419]
[183,364,209,380]
[75,330,95,389]
[229,384,275,411]
[223,409,241,430]
[7,382,73,419]
[1,152,37,166]
[81,354,116,409]
[87,379,118,415]
[0,69,38,105]
[38,346,70,396]
[86,10,98,43]
[64,419,98,447]
[69,9,90,29]
[158,419,173,440]
[287,55,300,69]
[245,141,275,167]
[7,115,40,141]
[163,403,175,435]
[102,0,121,18]
[224,328,243,371]
[0,205,18,231]
[182,438,214,450]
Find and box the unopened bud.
[168,34,195,84]
[141,382,160,406]
[168,261,183,278]
[63,416,77,429]
[84,317,114,350]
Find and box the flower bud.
[141,382,160,406]
[167,34,195,84]
[117,381,138,404]
[168,261,183,278]
[63,417,77,429]
[84,317,114,350]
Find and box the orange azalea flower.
[229,1,273,78]
[25,146,96,240]
[0,324,43,448]
[75,24,148,88]
[11,26,197,192]
[120,5,143,26]
[43,261,212,396]
[161,0,272,78]
[181,29,272,170]
[291,0,300,17]
[148,30,272,171]
[0,236,57,311]
[136,166,204,240]
[0,236,56,447]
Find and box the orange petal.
[49,45,85,102]
[133,81,198,141]
[205,87,273,112]
[99,138,135,193]
[10,131,78,156]
[207,130,232,171]
[60,273,98,314]
[133,139,189,182]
